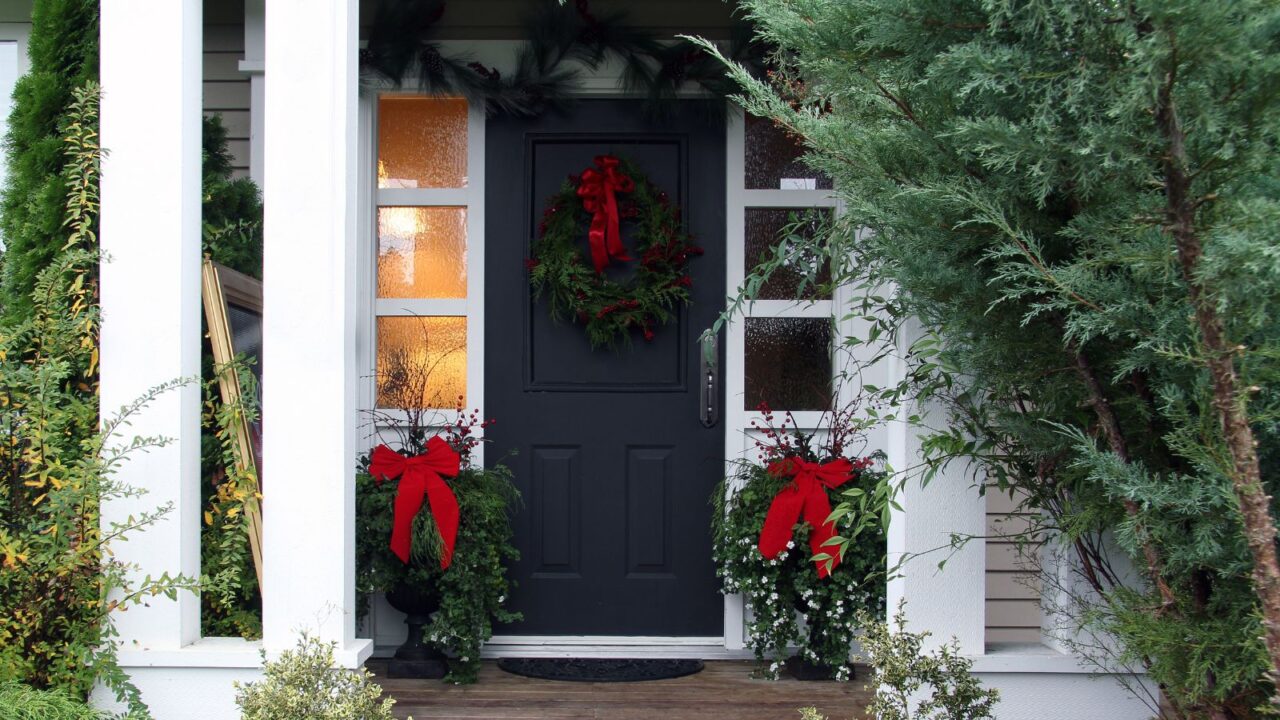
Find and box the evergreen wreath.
[527,155,702,348]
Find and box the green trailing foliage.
[356,411,521,684]
[0,681,105,720]
[198,112,264,639]
[0,85,200,716]
[693,0,1280,716]
[234,634,397,720]
[0,0,97,323]
[200,360,263,640]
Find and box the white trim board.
[359,51,856,656]
[369,636,759,661]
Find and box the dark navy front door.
[485,100,726,635]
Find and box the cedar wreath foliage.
[696,1,1280,716]
[0,0,98,323]
[528,156,702,348]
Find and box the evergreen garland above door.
[360,0,768,117]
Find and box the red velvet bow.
[576,155,635,274]
[369,437,462,569]
[758,457,854,578]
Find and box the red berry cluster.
[443,396,496,460]
[749,400,873,469]
[537,202,563,236]
[750,401,802,463]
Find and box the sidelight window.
[372,95,483,410]
[728,112,841,420]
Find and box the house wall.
[0,1,31,22]
[204,1,250,179]
[986,490,1043,644]
[973,669,1158,720]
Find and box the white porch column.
[100,0,204,649]
[262,0,371,664]
[885,321,986,654]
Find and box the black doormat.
[497,657,704,682]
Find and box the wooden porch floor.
[368,660,871,720]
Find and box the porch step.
[368,659,870,720]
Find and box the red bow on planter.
[576,155,635,274]
[369,437,462,569]
[758,457,855,578]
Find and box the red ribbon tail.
[603,189,630,263]
[758,486,805,560]
[804,489,839,578]
[425,476,460,569]
[389,473,427,564]
[588,218,609,274]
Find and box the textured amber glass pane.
[377,207,467,299]
[377,96,467,188]
[745,113,833,190]
[376,316,467,408]
[744,208,833,300]
[744,317,832,411]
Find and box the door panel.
[486,100,725,636]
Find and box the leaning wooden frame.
[201,257,265,592]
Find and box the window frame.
[361,92,488,464]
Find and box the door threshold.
[480,635,755,660]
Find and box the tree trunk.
[1070,345,1178,609]
[1155,47,1280,705]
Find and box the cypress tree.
[700,0,1280,715]
[0,0,98,322]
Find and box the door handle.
[699,332,718,428]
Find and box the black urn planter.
[785,655,854,681]
[385,583,447,679]
[786,613,854,681]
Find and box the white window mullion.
[377,187,470,206]
[741,189,839,208]
[375,298,468,317]
[742,299,834,319]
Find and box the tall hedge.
[0,0,98,323]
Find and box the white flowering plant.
[713,403,888,679]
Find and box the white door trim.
[359,41,776,657]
